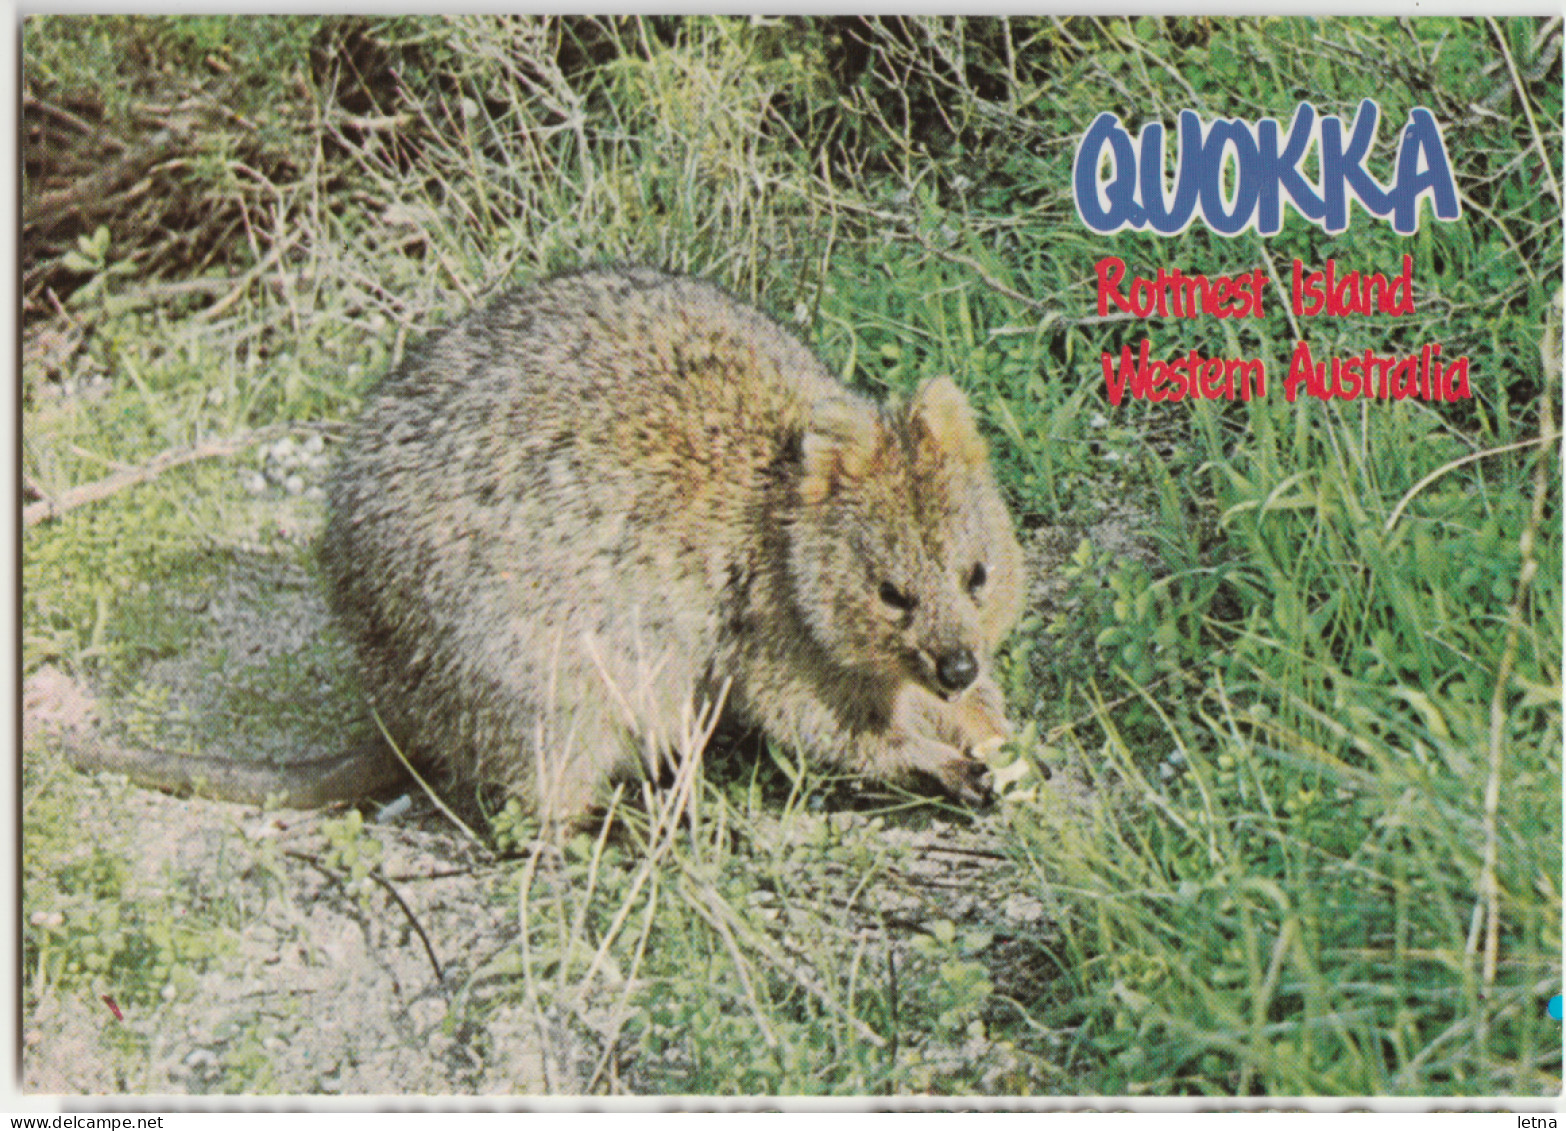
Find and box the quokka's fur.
[320,267,1026,821]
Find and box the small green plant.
[910,919,996,1038]
[58,226,135,308]
[319,809,386,905]
[24,780,236,1010]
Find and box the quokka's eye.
[879,581,918,612]
[965,562,988,595]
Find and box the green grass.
[22,15,1561,1095]
[23,764,244,1014]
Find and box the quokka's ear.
[908,376,987,470]
[801,398,885,505]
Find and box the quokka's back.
[321,267,1025,821]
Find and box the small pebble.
[375,795,412,822]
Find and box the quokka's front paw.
[945,675,1012,751]
[932,750,995,807]
[886,729,996,807]
[896,675,1013,757]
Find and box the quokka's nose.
[936,648,978,693]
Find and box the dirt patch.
[21,761,564,1095]
[23,740,1079,1096]
[22,505,1159,1096]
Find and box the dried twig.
[25,129,184,235]
[23,422,323,528]
[1488,17,1562,207]
[23,94,123,149]
[1383,431,1560,534]
[285,849,447,988]
[369,708,491,856]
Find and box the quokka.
[320,267,1026,821]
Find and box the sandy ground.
[21,499,1146,1098]
[22,741,564,1095]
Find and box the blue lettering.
[1254,104,1324,234]
[1391,108,1462,234]
[1074,112,1143,233]
[1321,99,1394,232]
[1200,120,1262,236]
[1072,100,1461,237]
[1137,112,1203,235]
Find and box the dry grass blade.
[23,423,313,528]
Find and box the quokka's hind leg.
[515,700,640,828]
